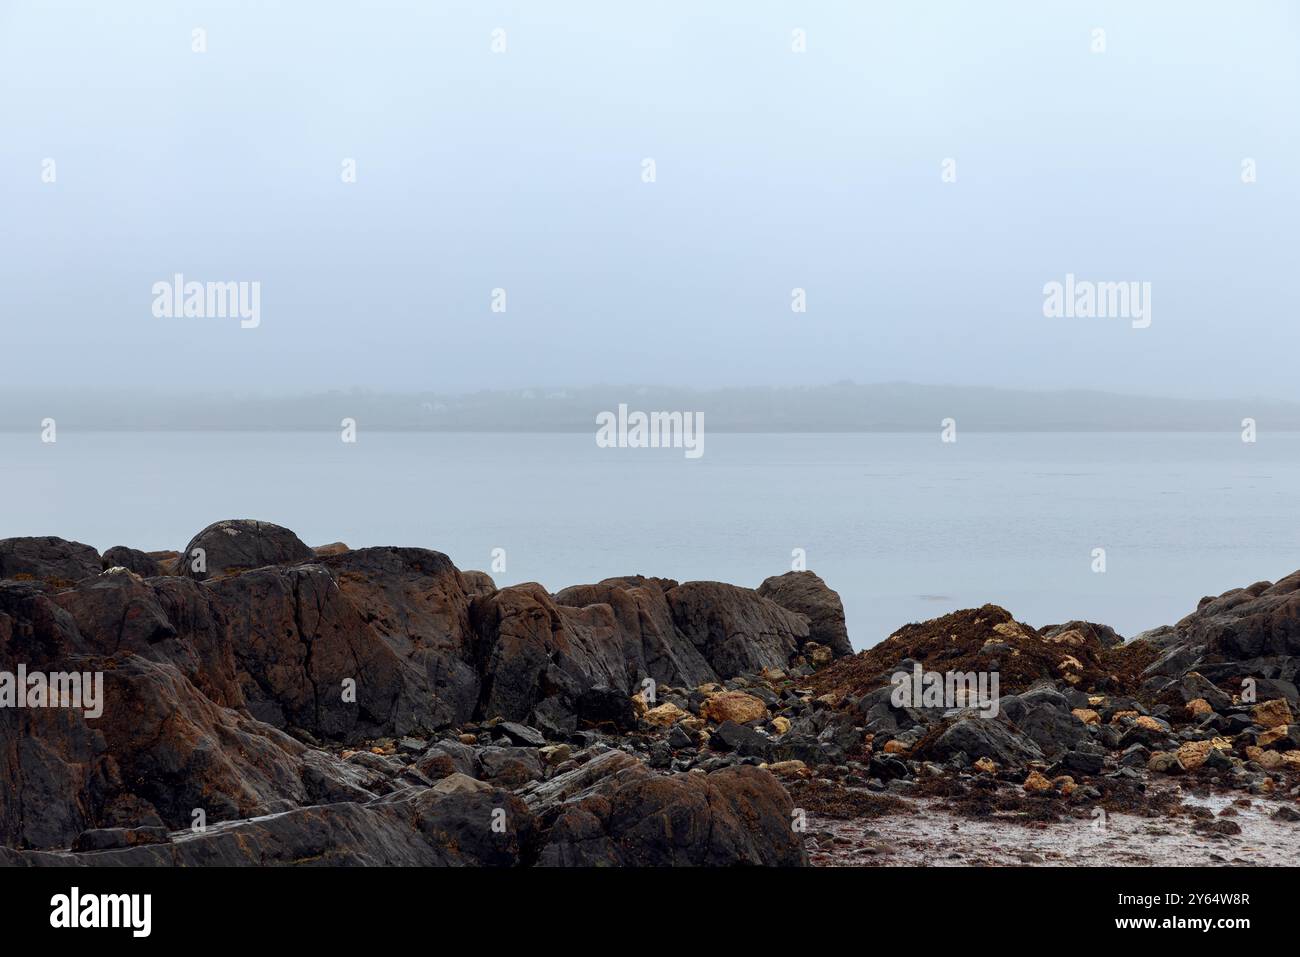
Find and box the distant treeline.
[2,383,1298,431]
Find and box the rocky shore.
[1,520,1297,866]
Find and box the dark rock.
[6,788,538,866]
[665,581,810,678]
[667,724,695,750]
[553,576,718,688]
[1014,701,1092,759]
[708,720,771,758]
[72,826,171,852]
[497,721,546,747]
[924,718,1043,768]
[539,765,806,866]
[0,536,101,583]
[178,519,313,581]
[1042,620,1125,649]
[530,696,578,738]
[1059,749,1105,776]
[575,686,636,732]
[472,584,629,723]
[1177,672,1233,712]
[756,571,853,658]
[101,545,163,577]
[319,546,479,726]
[1253,678,1300,707]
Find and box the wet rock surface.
[3,520,1298,866]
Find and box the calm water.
[2,431,1298,649]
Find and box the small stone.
[770,715,791,735]
[643,702,691,728]
[1246,746,1286,771]
[1023,770,1052,792]
[766,759,809,779]
[700,690,768,724]
[539,744,571,766]
[1148,751,1183,774]
[1177,739,1216,771]
[1186,698,1214,718]
[1253,699,1293,729]
[1257,726,1288,748]
[1071,708,1100,726]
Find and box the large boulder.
[101,545,163,577]
[0,536,101,583]
[205,564,434,740]
[1042,620,1124,650]
[539,765,807,866]
[471,584,629,723]
[922,717,1045,768]
[554,576,718,689]
[757,571,853,658]
[318,547,479,727]
[665,581,810,678]
[178,520,313,581]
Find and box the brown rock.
[700,690,768,725]
[1253,699,1293,729]
[1071,708,1100,726]
[1245,746,1286,771]
[643,702,690,727]
[1177,739,1216,771]
[1023,770,1052,792]
[765,760,810,779]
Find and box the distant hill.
[2,383,1297,431]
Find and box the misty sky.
[2,1,1298,399]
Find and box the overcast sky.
[2,1,1297,399]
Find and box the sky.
[2,0,1298,399]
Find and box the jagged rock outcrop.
[666,581,810,677]
[471,583,630,724]
[553,576,717,688]
[0,520,850,866]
